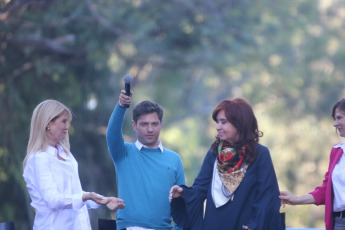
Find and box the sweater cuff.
[117,101,127,109]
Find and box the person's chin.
[144,140,157,147]
[218,136,226,141]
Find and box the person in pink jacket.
[279,98,345,230]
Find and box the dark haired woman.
[280,98,345,230]
[169,98,284,230]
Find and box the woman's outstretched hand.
[82,192,125,210]
[106,197,125,210]
[279,191,296,207]
[169,185,183,202]
[83,192,108,205]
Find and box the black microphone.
[123,75,132,108]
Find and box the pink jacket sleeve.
[309,171,329,205]
[309,147,339,205]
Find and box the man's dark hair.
[132,100,163,123]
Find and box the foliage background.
[1,0,345,229]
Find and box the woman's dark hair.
[332,98,345,119]
[132,100,163,123]
[211,98,263,163]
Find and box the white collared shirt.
[23,145,98,230]
[135,140,164,152]
[332,141,345,212]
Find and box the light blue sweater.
[106,102,185,230]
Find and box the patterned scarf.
[217,141,248,196]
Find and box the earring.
[47,127,50,130]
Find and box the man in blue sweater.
[106,89,186,230]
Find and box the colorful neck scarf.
[217,141,248,196]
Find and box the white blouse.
[332,141,345,212]
[211,160,232,208]
[23,145,99,230]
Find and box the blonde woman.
[23,100,125,230]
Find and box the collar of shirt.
[46,145,69,160]
[334,141,345,153]
[135,140,164,153]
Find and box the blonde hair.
[23,100,73,168]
